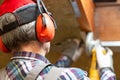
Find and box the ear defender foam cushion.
[0,37,9,53]
[36,13,55,42]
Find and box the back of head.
[0,0,56,53]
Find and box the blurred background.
[0,0,120,79]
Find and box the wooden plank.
[94,0,117,2]
[94,6,120,41]
[76,0,95,32]
[94,0,120,7]
[95,2,120,7]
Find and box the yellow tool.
[89,46,106,80]
[89,48,100,80]
[86,32,107,80]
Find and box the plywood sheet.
[94,5,120,41]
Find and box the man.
[0,0,89,80]
[0,0,116,80]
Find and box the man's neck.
[13,41,46,56]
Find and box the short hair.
[0,13,37,51]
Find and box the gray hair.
[0,13,37,50]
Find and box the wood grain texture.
[94,5,120,41]
[76,0,95,32]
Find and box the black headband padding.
[0,21,18,35]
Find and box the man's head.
[0,0,56,53]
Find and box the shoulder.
[59,67,89,80]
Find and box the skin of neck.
[12,41,50,57]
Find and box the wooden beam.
[76,0,95,32]
[95,2,120,7]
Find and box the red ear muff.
[36,13,55,42]
[0,37,9,53]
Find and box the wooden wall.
[94,0,120,41]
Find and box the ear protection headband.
[0,0,57,53]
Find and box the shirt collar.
[11,51,50,64]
